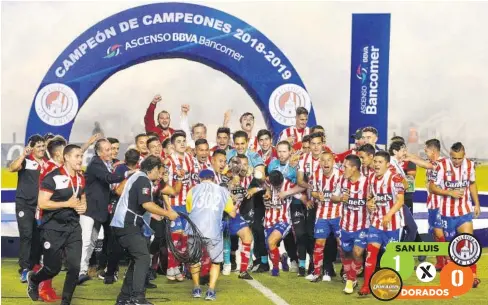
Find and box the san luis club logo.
[268,84,311,126]
[104,44,122,59]
[448,233,481,266]
[356,64,367,84]
[35,83,79,126]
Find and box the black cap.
[351,128,362,140]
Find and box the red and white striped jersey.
[40,159,61,182]
[336,174,369,231]
[432,158,475,217]
[248,135,259,151]
[426,157,446,209]
[191,157,212,183]
[264,180,295,228]
[167,152,195,206]
[138,153,149,167]
[298,153,321,179]
[369,170,405,231]
[361,166,375,179]
[312,168,342,219]
[240,175,253,189]
[257,147,278,166]
[279,127,310,145]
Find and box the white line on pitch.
[245,278,290,305]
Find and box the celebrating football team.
[10,94,481,305]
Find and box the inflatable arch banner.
[26,2,316,143]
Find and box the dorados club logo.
[268,84,311,126]
[449,233,481,266]
[35,83,79,126]
[370,268,403,301]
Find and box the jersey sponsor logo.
[375,193,393,205]
[444,180,469,189]
[268,84,311,126]
[35,83,79,126]
[346,198,366,209]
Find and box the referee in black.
[9,134,46,282]
[111,155,178,305]
[27,145,86,305]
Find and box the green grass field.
[2,253,487,305]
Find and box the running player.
[165,130,195,281]
[429,142,481,287]
[333,155,369,294]
[307,152,342,282]
[279,107,310,145]
[35,136,67,301]
[359,151,405,296]
[27,145,87,305]
[263,170,305,276]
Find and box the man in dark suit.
[78,139,133,284]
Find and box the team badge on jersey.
[448,233,481,267]
[142,188,150,195]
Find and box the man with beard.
[257,129,277,166]
[279,107,310,145]
[144,94,175,142]
[9,134,47,283]
[211,127,232,154]
[267,141,300,272]
[27,145,87,305]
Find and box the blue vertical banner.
[349,14,391,147]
